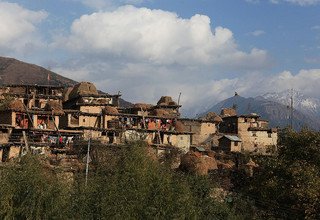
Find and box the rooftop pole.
[177,92,181,106]
[290,89,294,129]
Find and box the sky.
[0,0,320,115]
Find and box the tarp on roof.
[195,146,206,152]
[223,135,242,142]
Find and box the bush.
[0,155,70,219]
[239,129,320,219]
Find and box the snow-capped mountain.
[260,89,320,118]
[195,90,320,130]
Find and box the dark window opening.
[252,132,257,137]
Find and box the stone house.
[60,82,120,129]
[0,102,61,130]
[219,114,277,153]
[0,84,64,109]
[218,135,242,152]
[178,118,218,145]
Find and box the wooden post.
[21,131,29,154]
[22,102,34,128]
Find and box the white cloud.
[78,0,144,10]
[210,69,320,101]
[266,69,320,95]
[250,0,320,5]
[57,5,269,68]
[305,57,320,63]
[311,25,320,30]
[270,0,320,5]
[269,0,280,3]
[0,2,48,54]
[183,69,320,115]
[50,5,273,114]
[249,30,266,37]
[245,0,261,3]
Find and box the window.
[35,100,40,108]
[252,132,257,137]
[268,133,272,138]
[234,142,238,146]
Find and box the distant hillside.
[0,56,132,107]
[201,95,320,130]
[0,57,76,86]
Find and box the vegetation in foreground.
[0,141,243,219]
[0,129,320,219]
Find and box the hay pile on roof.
[175,121,185,132]
[104,106,119,114]
[45,101,64,115]
[68,82,98,100]
[200,112,223,122]
[220,108,237,117]
[214,116,223,122]
[133,103,153,110]
[63,87,73,102]
[8,100,25,111]
[157,96,177,106]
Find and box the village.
[0,82,278,175]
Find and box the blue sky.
[0,0,320,114]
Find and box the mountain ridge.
[0,56,76,86]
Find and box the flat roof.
[178,118,217,123]
[1,84,65,89]
[248,127,277,132]
[64,110,179,120]
[222,114,262,120]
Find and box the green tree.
[0,155,70,219]
[241,129,320,219]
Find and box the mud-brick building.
[0,99,62,129]
[179,112,223,146]
[124,103,153,116]
[219,113,277,153]
[63,82,120,112]
[218,135,242,152]
[178,118,218,146]
[123,129,192,153]
[0,84,64,109]
[60,82,120,129]
[153,96,181,118]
